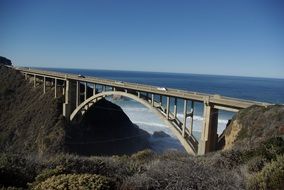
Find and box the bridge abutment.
[198,99,219,155]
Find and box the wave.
[121,107,149,112]
[134,121,166,128]
[176,113,228,124]
[114,99,230,136]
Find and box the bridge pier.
[33,75,36,87]
[93,84,96,95]
[84,82,87,100]
[76,81,80,107]
[182,100,187,137]
[43,76,46,94]
[173,98,177,118]
[166,97,170,119]
[189,101,194,135]
[198,98,219,155]
[54,78,57,98]
[63,80,77,120]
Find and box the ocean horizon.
[35,66,284,80]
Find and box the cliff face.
[222,105,284,150]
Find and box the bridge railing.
[17,67,270,109]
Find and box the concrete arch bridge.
[17,67,270,155]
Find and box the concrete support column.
[182,99,187,137]
[62,82,65,96]
[43,77,46,94]
[159,95,162,107]
[198,98,219,155]
[93,84,96,95]
[76,81,80,107]
[189,101,194,135]
[151,94,154,106]
[137,91,141,98]
[166,97,170,119]
[63,80,71,118]
[63,79,76,120]
[84,82,87,101]
[174,98,177,118]
[54,78,57,98]
[33,75,36,87]
[103,85,106,92]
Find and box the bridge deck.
[17,67,270,110]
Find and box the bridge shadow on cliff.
[65,98,151,156]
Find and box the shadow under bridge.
[69,90,199,155]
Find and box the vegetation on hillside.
[0,65,66,156]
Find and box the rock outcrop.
[0,56,12,66]
[221,105,284,150]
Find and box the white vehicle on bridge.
[115,81,124,85]
[78,74,85,78]
[157,87,167,91]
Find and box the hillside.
[0,65,66,156]
[222,105,284,150]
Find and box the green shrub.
[130,149,155,162]
[32,174,115,190]
[0,154,40,188]
[246,156,267,173]
[247,155,284,190]
[122,158,244,190]
[47,154,106,174]
[241,137,284,163]
[205,150,244,169]
[262,137,284,160]
[31,166,65,186]
[0,186,23,190]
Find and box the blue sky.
[0,0,283,78]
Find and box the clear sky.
[0,0,283,78]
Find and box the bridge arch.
[70,91,196,155]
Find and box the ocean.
[42,68,284,152]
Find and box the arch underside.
[70,91,198,155]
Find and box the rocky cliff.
[222,105,284,150]
[0,56,12,66]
